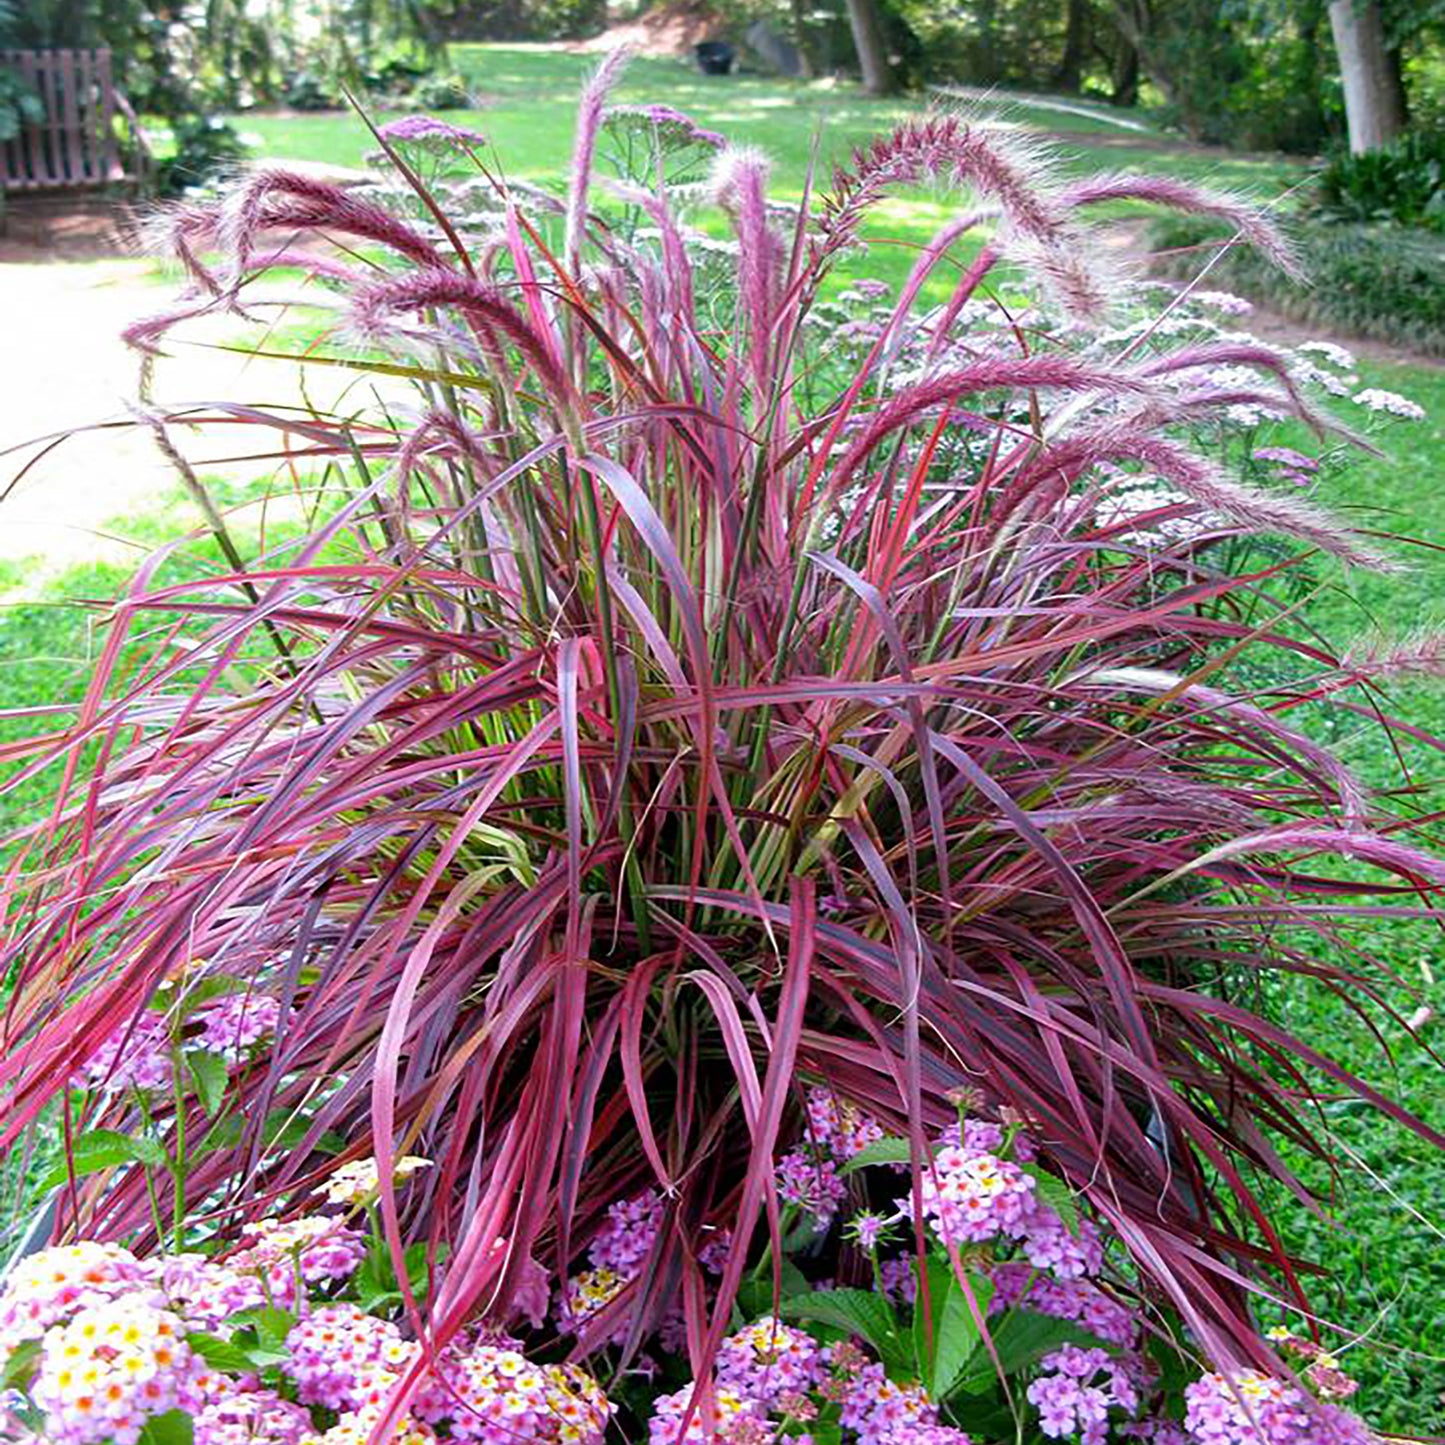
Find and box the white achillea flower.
[1224,400,1285,426]
[1191,288,1253,315]
[1292,358,1353,397]
[1204,363,1268,392]
[1154,314,1213,335]
[1096,317,1153,345]
[1353,387,1426,420]
[1298,339,1356,370]
[1095,479,1217,547]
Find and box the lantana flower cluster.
[1027,1345,1140,1444]
[0,1086,1385,1445]
[29,1299,205,1445]
[78,991,285,1094]
[837,1360,973,1445]
[1183,1371,1374,1445]
[557,1188,665,1339]
[775,1086,886,1229]
[0,1226,610,1445]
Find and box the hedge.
[1147,215,1445,357]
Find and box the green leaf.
[188,1051,230,1116]
[260,1111,344,1155]
[139,1410,194,1445]
[780,1288,899,1357]
[953,1310,1108,1395]
[228,1305,297,1366]
[1028,1168,1081,1237]
[168,975,249,1021]
[186,1332,255,1374]
[912,1261,995,1399]
[192,1115,243,1158]
[736,1260,810,1324]
[2,1338,41,1390]
[39,1129,167,1188]
[840,1136,915,1174]
[253,1306,298,1350]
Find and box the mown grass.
[232,46,1305,299]
[238,45,1304,197]
[2,43,1441,1431]
[1261,359,1445,1427]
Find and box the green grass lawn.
[239,45,1306,198]
[1263,359,1445,1427]
[3,43,1443,1431]
[233,46,1305,299]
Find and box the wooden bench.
[0,47,142,192]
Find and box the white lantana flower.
[324,1154,433,1206]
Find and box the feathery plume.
[566,48,632,277]
[1036,427,1397,571]
[1074,667,1369,824]
[1062,172,1303,281]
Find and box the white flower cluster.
[1095,478,1217,548]
[1353,387,1426,420]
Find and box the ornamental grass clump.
[0,55,1440,1444]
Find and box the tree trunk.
[1053,0,1089,93]
[843,0,895,95]
[1107,0,1175,104]
[1108,35,1139,105]
[1328,0,1405,152]
[789,0,817,77]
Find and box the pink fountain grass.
[0,61,1440,1426]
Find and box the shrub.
[364,53,435,95]
[284,70,342,112]
[0,64,41,144]
[406,72,472,110]
[156,114,251,198]
[1311,131,1445,233]
[1148,213,1445,356]
[1,56,1441,1443]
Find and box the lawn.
[1266,359,1445,1426]
[232,46,1306,298]
[3,42,1444,1432]
[238,46,1304,195]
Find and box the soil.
[1095,215,1444,372]
[569,1,723,56]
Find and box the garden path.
[0,233,377,588]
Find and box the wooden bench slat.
[17,52,50,186]
[75,48,96,183]
[96,49,120,183]
[60,50,83,183]
[46,50,67,182]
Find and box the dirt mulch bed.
[569,0,723,56]
[0,194,144,262]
